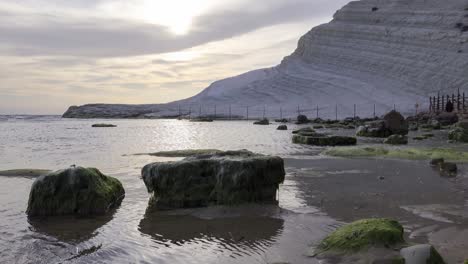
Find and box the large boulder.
[448,120,468,142]
[141,150,285,210]
[434,112,458,126]
[400,244,446,264]
[277,125,288,130]
[383,110,409,135]
[27,167,125,217]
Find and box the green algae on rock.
[27,167,125,217]
[141,150,285,210]
[324,146,468,162]
[318,219,404,253]
[0,169,51,178]
[293,134,357,146]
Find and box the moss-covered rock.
[318,219,404,253]
[400,244,446,264]
[356,122,392,138]
[448,121,468,142]
[384,110,409,135]
[141,150,285,210]
[27,167,125,217]
[293,135,357,146]
[324,146,468,162]
[384,135,408,145]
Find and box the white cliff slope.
[63,0,468,119]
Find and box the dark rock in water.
[141,150,285,210]
[383,135,408,145]
[356,121,392,138]
[430,158,445,167]
[27,167,125,217]
[313,125,325,129]
[440,162,457,175]
[383,110,408,135]
[275,118,288,123]
[293,134,357,146]
[0,169,51,178]
[292,127,315,134]
[400,244,446,264]
[312,118,324,124]
[317,218,404,252]
[296,115,310,124]
[277,125,288,130]
[190,118,213,122]
[254,118,270,125]
[448,120,468,143]
[92,124,117,128]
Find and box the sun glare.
[138,0,214,35]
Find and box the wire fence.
[173,103,414,121]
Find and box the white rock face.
[63,0,468,119]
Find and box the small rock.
[92,123,117,128]
[296,115,310,124]
[400,244,446,264]
[378,176,385,180]
[254,119,270,125]
[277,125,288,130]
[440,162,457,175]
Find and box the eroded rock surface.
[141,150,285,210]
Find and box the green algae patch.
[318,219,404,253]
[0,169,51,178]
[137,149,223,157]
[324,146,468,162]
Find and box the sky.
[0,0,350,114]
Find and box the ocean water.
[1,116,468,263]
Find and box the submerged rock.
[317,218,404,253]
[254,119,270,125]
[0,169,51,178]
[277,125,288,130]
[141,150,285,210]
[293,135,357,146]
[92,123,117,128]
[400,244,446,264]
[27,167,125,217]
[383,135,408,145]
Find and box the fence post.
[458,88,461,111]
[335,104,338,121]
[442,95,445,112]
[464,93,466,112]
[452,94,455,108]
[437,92,440,112]
[429,97,432,113]
[373,104,376,118]
[316,105,319,118]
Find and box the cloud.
[0,0,349,57]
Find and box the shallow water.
[1,116,468,263]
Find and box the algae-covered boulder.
[254,119,270,125]
[384,135,408,145]
[293,135,357,146]
[384,110,409,135]
[318,219,404,253]
[141,150,285,210]
[448,120,468,143]
[27,167,125,217]
[400,244,446,264]
[277,125,288,130]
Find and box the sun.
[139,0,213,35]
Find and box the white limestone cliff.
[63,0,468,119]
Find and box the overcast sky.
[0,0,350,114]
